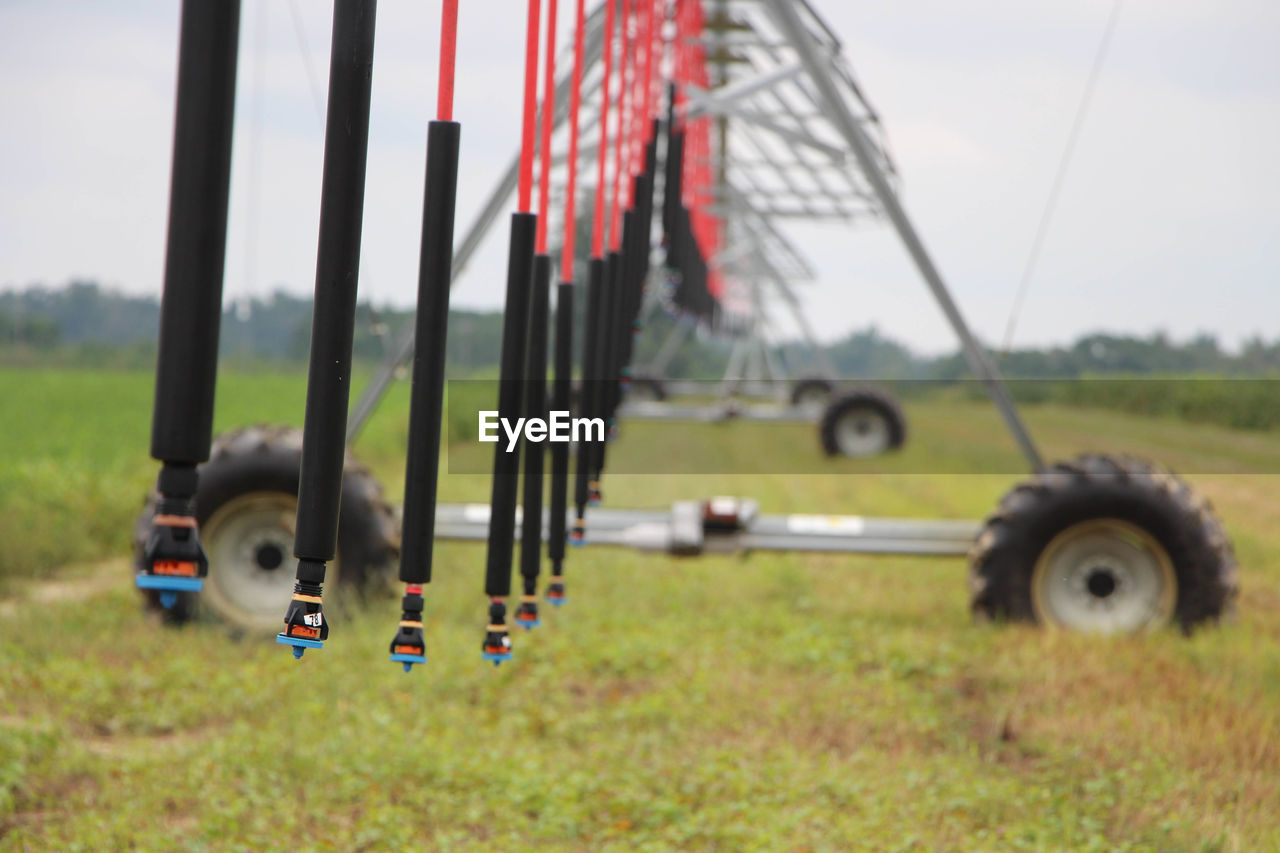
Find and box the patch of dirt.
[563,675,655,706]
[0,558,130,617]
[80,728,209,760]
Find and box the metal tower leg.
[763,0,1044,473]
[646,318,692,378]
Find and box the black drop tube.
[574,258,604,518]
[398,119,461,585]
[548,281,574,566]
[662,132,685,244]
[593,251,619,479]
[619,183,646,381]
[596,249,625,480]
[484,211,538,597]
[150,0,241,465]
[608,210,637,421]
[638,135,658,282]
[519,254,552,591]
[293,0,378,568]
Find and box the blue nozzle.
[136,575,203,593]
[548,596,568,607]
[160,591,178,610]
[482,650,512,666]
[517,618,540,631]
[390,652,427,673]
[276,635,323,660]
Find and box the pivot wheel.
[819,388,907,458]
[970,454,1237,634]
[626,374,667,403]
[199,492,332,633]
[789,377,834,410]
[134,425,398,631]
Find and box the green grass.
[2,366,1279,850]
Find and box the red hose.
[634,0,654,169]
[517,0,543,214]
[609,0,631,249]
[437,0,459,120]
[560,0,587,275]
[590,0,616,258]
[536,0,560,253]
[634,0,649,164]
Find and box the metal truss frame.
[346,0,1044,473]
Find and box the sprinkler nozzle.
[482,599,512,665]
[570,518,587,547]
[137,502,208,603]
[515,595,540,630]
[388,586,427,672]
[277,575,328,659]
[546,573,567,606]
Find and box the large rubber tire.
[134,425,399,632]
[790,377,835,408]
[819,388,907,457]
[969,454,1237,634]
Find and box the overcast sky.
[0,0,1276,354]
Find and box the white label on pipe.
[786,514,865,535]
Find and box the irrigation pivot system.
[136,0,1237,665]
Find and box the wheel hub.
[1085,567,1117,599]
[1031,518,1176,633]
[199,492,340,632]
[835,407,890,457]
[254,542,285,571]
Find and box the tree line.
[3,280,1280,378]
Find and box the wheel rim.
[1031,518,1176,634]
[833,406,891,456]
[200,492,340,632]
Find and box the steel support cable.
[1002,0,1124,353]
[287,0,327,125]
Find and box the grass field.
[1,367,1279,850]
